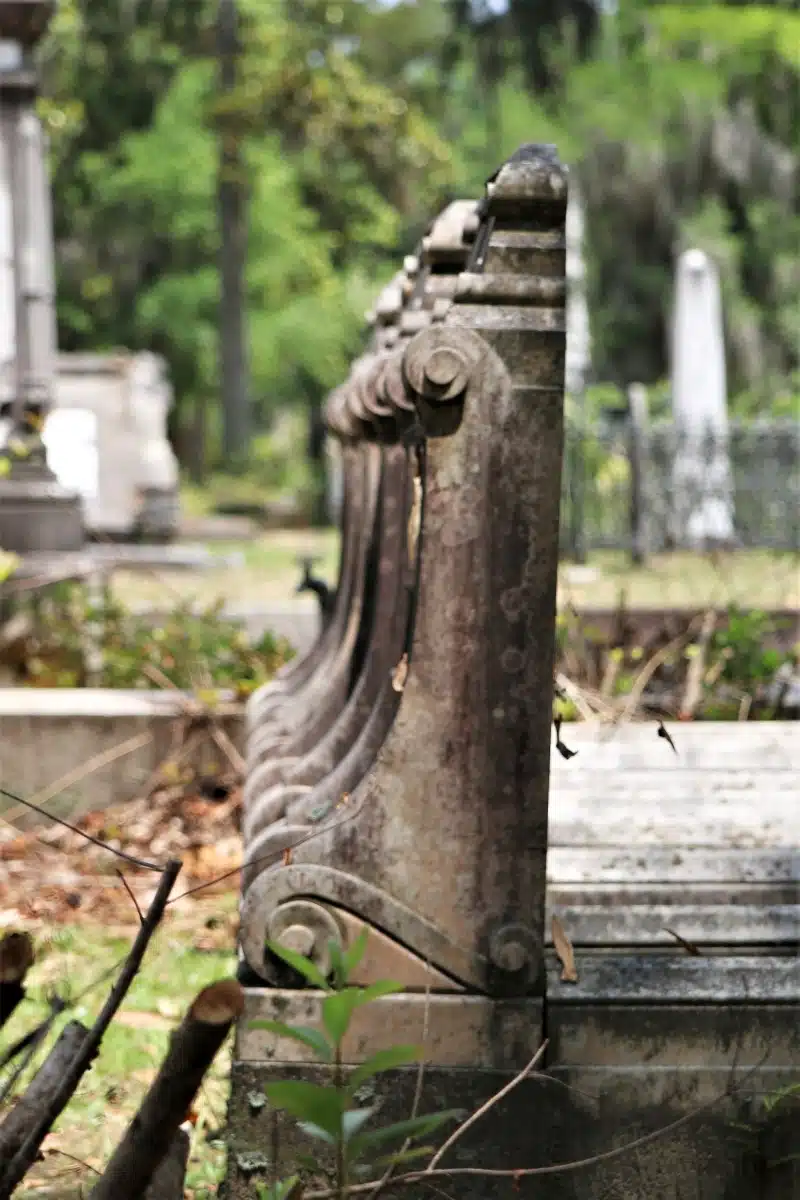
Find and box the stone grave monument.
[0,0,83,553]
[669,247,736,548]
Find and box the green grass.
[2,896,238,1198]
[112,529,340,610]
[111,532,799,614]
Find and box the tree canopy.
[39,0,800,468]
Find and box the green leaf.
[328,937,346,989]
[322,988,363,1044]
[265,1081,344,1137]
[348,1111,463,1162]
[267,939,330,989]
[296,1120,337,1146]
[342,1106,377,1141]
[342,926,370,976]
[349,1045,423,1088]
[249,1019,332,1062]
[356,980,404,1003]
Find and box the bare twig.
[426,1041,548,1172]
[44,1147,101,1176]
[0,785,164,873]
[679,609,716,719]
[0,860,182,1197]
[141,661,246,776]
[610,618,701,727]
[301,1071,745,1198]
[554,672,597,721]
[116,871,144,924]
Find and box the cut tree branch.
[89,979,243,1200]
[0,859,182,1198]
[144,1124,192,1200]
[0,932,34,1030]
[0,1021,89,1163]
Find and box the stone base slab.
[237,989,543,1070]
[0,688,243,827]
[227,967,799,1199]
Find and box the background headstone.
[670,248,736,548]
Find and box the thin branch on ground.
[679,608,717,719]
[44,1147,101,1176]
[0,859,182,1197]
[0,733,153,826]
[612,619,701,726]
[0,786,164,873]
[141,662,246,775]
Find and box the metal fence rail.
[561,418,800,557]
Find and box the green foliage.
[38,0,798,474]
[251,932,462,1194]
[709,606,787,688]
[554,600,795,720]
[4,583,294,692]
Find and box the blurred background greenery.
[40,0,799,488]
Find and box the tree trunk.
[217,0,251,467]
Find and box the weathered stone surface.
[225,1056,799,1200]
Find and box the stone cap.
[486,142,568,205]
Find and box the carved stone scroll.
[241,204,479,899]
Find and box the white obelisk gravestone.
[670,248,735,548]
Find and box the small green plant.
[250,930,463,1198]
[3,583,295,691]
[709,606,787,689]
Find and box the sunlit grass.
[111,528,798,613]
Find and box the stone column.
[230,146,567,1193]
[0,0,83,553]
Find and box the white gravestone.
[566,185,591,398]
[43,353,179,539]
[670,248,735,547]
